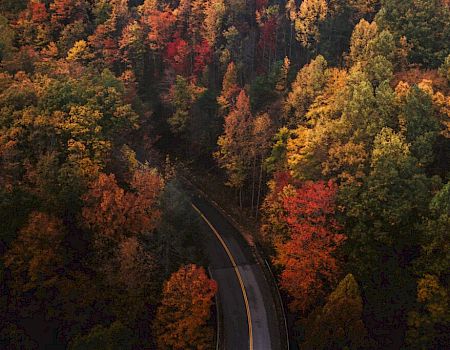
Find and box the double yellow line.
[192,203,254,350]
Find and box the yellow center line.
[192,203,254,350]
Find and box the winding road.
[189,193,283,350]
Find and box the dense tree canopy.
[1,0,449,348]
[302,274,371,349]
[154,264,217,350]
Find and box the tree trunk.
[164,242,170,276]
[255,155,264,220]
[251,155,256,214]
[239,186,243,209]
[289,22,293,59]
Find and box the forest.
[0,0,449,349]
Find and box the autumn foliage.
[194,40,212,75]
[302,274,371,349]
[143,7,176,51]
[4,212,66,293]
[165,36,190,75]
[82,169,163,241]
[154,264,217,350]
[217,61,240,114]
[1,0,450,348]
[50,0,85,26]
[29,2,48,23]
[273,178,346,313]
[216,89,254,189]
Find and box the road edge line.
[264,259,289,350]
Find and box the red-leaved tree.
[30,1,49,23]
[194,39,212,75]
[165,36,191,75]
[142,6,177,52]
[274,180,346,313]
[50,0,87,27]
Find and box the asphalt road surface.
[190,194,282,350]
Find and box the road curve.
[190,194,282,350]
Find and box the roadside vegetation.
[1,0,449,349]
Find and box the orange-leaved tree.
[217,61,240,115]
[82,168,163,242]
[3,211,66,293]
[274,180,346,313]
[154,264,217,350]
[215,89,254,206]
